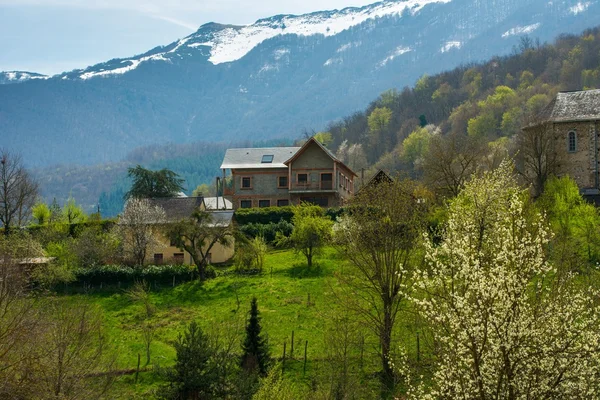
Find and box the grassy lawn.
[61,247,381,398]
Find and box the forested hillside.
[33,139,291,217]
[324,27,600,192]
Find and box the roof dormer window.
[261,155,274,163]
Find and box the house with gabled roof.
[220,137,357,209]
[141,196,235,265]
[522,89,600,193]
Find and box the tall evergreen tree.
[158,321,217,400]
[240,297,270,375]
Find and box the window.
[298,173,308,184]
[277,199,289,207]
[173,253,184,264]
[321,173,332,189]
[153,253,163,265]
[261,154,274,163]
[568,131,577,152]
[241,176,252,189]
[339,172,344,187]
[259,199,271,208]
[240,200,252,208]
[278,176,288,188]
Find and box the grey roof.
[146,197,204,222]
[220,147,300,169]
[204,197,233,210]
[537,90,600,123]
[145,197,233,226]
[207,211,234,227]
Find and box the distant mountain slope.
[0,71,48,84]
[2,0,600,167]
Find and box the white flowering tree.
[414,162,600,399]
[117,198,166,267]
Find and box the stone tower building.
[522,90,600,194]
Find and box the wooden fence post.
[135,353,141,383]
[303,340,308,375]
[282,341,287,374]
[291,331,294,358]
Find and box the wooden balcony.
[289,180,335,193]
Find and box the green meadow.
[60,247,405,398]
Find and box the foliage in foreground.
[413,162,600,399]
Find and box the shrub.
[235,237,268,274]
[234,207,294,225]
[73,264,197,286]
[239,220,293,244]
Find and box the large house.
[220,137,357,209]
[522,89,600,193]
[143,197,234,265]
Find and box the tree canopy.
[125,165,185,200]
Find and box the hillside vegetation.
[324,27,600,184]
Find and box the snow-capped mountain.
[2,0,599,166]
[0,71,49,84]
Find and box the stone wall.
[553,120,600,189]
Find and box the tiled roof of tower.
[220,147,301,169]
[536,90,600,122]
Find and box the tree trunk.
[380,307,394,393]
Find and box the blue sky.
[0,0,374,74]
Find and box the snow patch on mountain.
[378,46,412,66]
[1,71,49,83]
[194,0,451,65]
[570,1,591,14]
[324,57,343,66]
[440,41,461,53]
[502,23,541,37]
[79,38,190,80]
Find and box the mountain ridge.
[1,0,599,167]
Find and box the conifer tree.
[158,321,217,399]
[240,297,269,375]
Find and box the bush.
[73,264,197,286]
[235,237,267,274]
[234,207,294,225]
[239,220,293,244]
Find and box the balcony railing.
[290,181,333,191]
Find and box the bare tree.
[117,198,166,267]
[422,133,485,199]
[34,300,115,399]
[515,122,560,197]
[0,150,38,235]
[0,234,42,397]
[333,179,428,393]
[141,322,157,366]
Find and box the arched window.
[568,131,577,152]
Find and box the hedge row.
[234,206,345,225]
[74,264,197,285]
[234,206,294,224]
[27,219,117,237]
[239,219,294,243]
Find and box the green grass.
[62,247,375,398]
